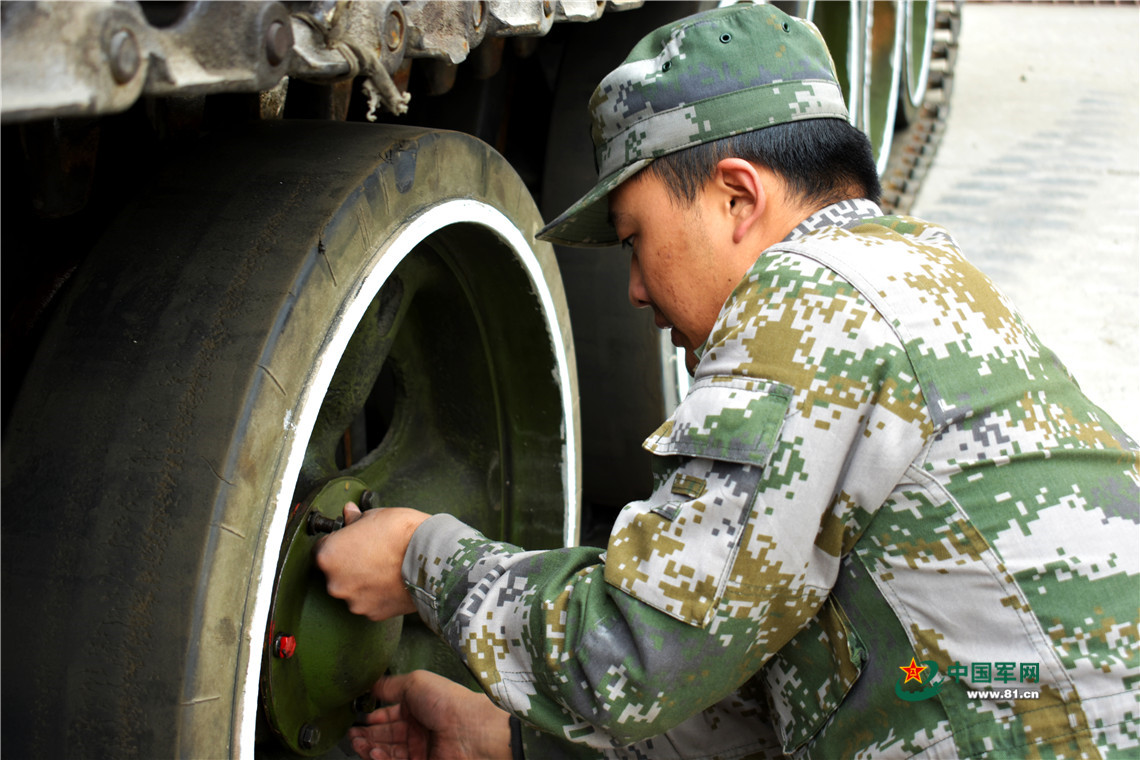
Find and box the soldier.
[316,4,1140,758]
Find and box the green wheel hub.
[261,478,401,756]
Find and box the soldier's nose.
[628,256,650,309]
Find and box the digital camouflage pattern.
[405,200,1140,759]
[538,3,847,248]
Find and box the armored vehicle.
[1,1,959,756]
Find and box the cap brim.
[536,159,652,248]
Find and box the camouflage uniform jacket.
[403,199,1140,758]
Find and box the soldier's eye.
[620,235,635,251]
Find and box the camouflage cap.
[537,3,848,248]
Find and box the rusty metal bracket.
[1,0,646,124]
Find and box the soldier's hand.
[348,670,512,760]
[314,504,430,621]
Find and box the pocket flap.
[643,377,793,466]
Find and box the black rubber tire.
[1,121,578,758]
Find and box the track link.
[880,1,963,214]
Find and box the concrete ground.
[912,2,1140,438]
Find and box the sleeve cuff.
[400,512,484,635]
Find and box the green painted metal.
[865,1,902,172]
[261,477,402,757]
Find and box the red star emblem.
[899,657,928,684]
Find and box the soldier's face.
[610,171,742,372]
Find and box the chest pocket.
[605,377,793,628]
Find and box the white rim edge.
[235,199,579,756]
[905,1,937,109]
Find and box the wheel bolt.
[306,511,342,534]
[298,723,321,750]
[265,20,293,66]
[108,28,140,84]
[353,694,377,714]
[385,9,405,51]
[273,633,296,659]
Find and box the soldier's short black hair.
[646,118,882,209]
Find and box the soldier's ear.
[712,158,765,244]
